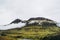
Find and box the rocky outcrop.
[10,19,22,24]
[26,17,57,26]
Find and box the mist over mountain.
[0,17,58,30]
[0,23,25,30]
[0,17,60,30]
[0,19,25,30]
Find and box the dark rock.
[10,19,21,24]
[43,35,60,40]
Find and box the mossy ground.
[0,25,60,40]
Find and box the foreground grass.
[0,25,60,40]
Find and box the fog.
[0,0,60,29]
[0,23,25,30]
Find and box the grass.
[0,25,60,40]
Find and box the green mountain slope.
[0,25,60,40]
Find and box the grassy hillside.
[0,25,60,40]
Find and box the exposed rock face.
[28,17,53,21]
[10,19,22,24]
[26,17,57,26]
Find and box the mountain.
[28,17,53,21]
[25,17,57,27]
[2,19,22,26]
[0,19,25,30]
[0,17,60,40]
[0,25,60,40]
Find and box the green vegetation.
[0,25,60,40]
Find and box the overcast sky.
[0,0,60,25]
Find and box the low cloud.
[0,0,60,27]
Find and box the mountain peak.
[28,17,53,21]
[10,19,21,24]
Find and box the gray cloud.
[0,0,60,25]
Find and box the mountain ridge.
[0,17,60,40]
